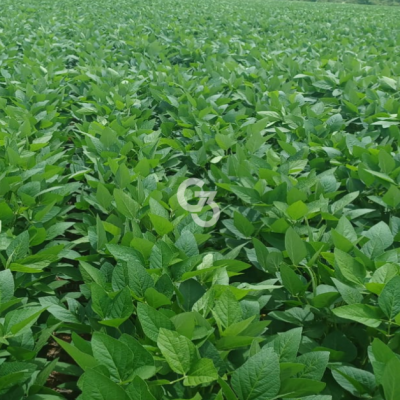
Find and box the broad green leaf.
[149,213,174,235]
[184,358,218,386]
[234,212,254,237]
[0,362,37,391]
[157,328,197,375]
[280,264,306,296]
[5,306,46,336]
[378,276,400,320]
[252,238,269,271]
[96,215,107,251]
[383,185,400,208]
[362,221,394,258]
[332,366,376,396]
[126,376,156,400]
[92,332,135,382]
[175,231,199,257]
[332,304,384,327]
[279,378,325,398]
[114,189,138,220]
[53,336,99,370]
[218,377,239,400]
[287,201,308,220]
[334,248,366,286]
[137,303,175,342]
[120,334,155,379]
[285,227,307,265]
[6,231,30,263]
[80,369,130,400]
[96,183,113,209]
[331,278,363,305]
[382,357,400,400]
[79,261,107,287]
[145,287,171,309]
[213,290,242,329]
[331,192,359,214]
[272,327,302,362]
[0,269,14,303]
[297,351,330,380]
[231,346,280,400]
[126,263,154,298]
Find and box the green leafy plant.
[0,0,400,399]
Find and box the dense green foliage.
[0,0,400,399]
[297,0,399,7]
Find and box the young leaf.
[285,227,307,265]
[280,264,306,296]
[114,189,138,220]
[53,336,99,370]
[233,212,254,237]
[213,290,242,329]
[286,201,308,220]
[149,213,174,236]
